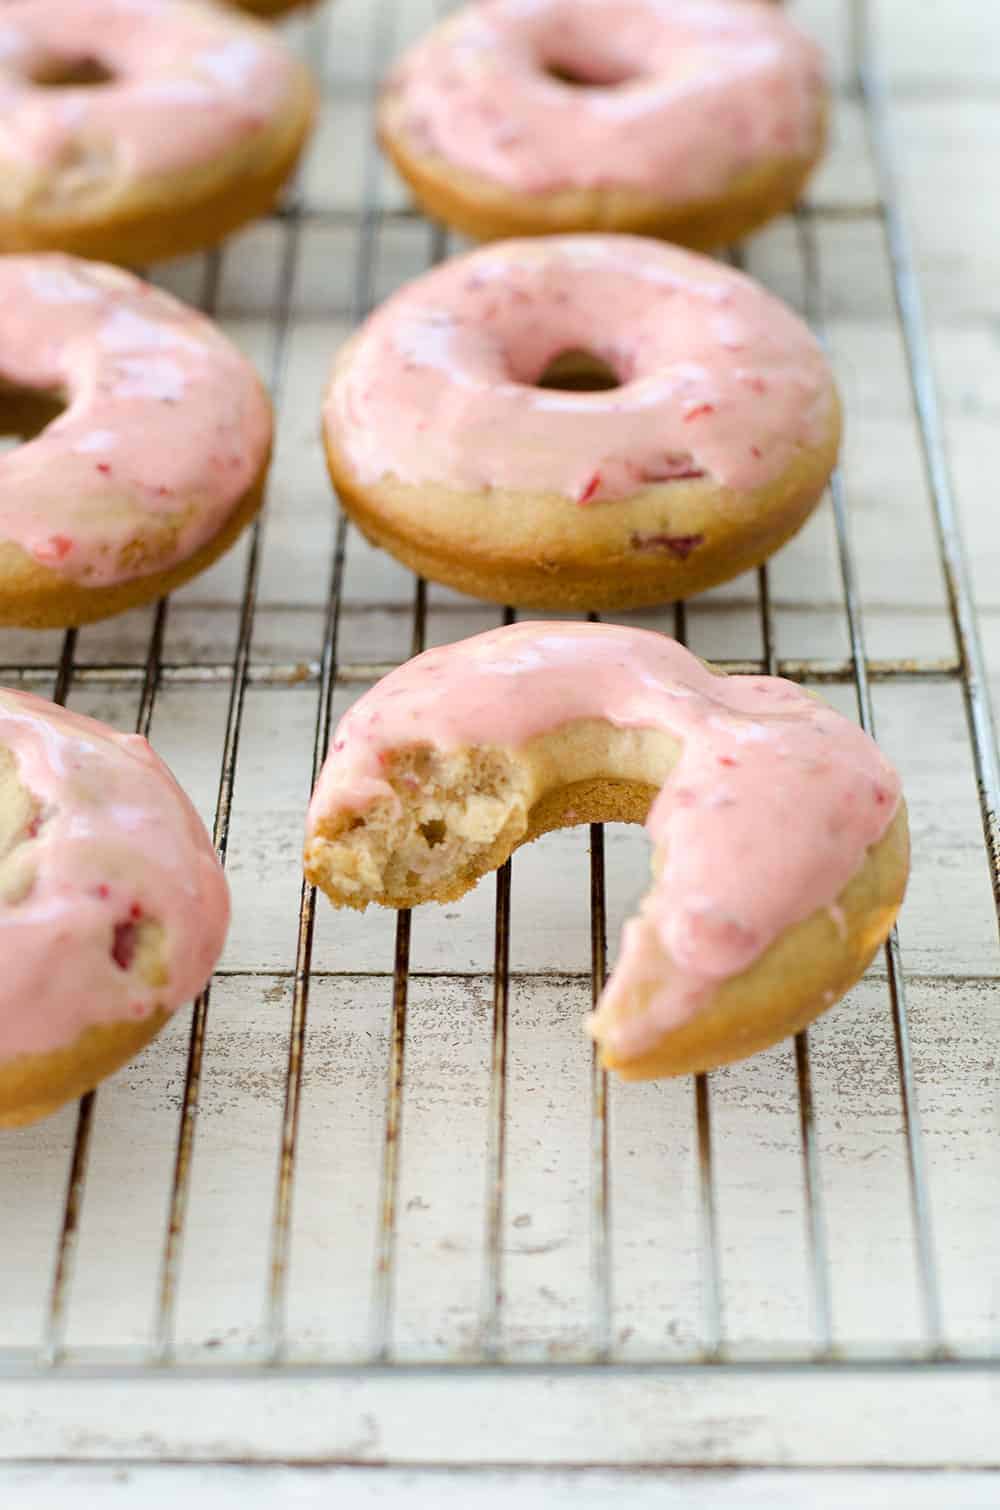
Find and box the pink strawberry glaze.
[307,623,901,1061]
[383,0,825,199]
[0,0,301,186]
[0,254,271,586]
[0,687,229,1061]
[325,236,835,503]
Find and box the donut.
[322,235,840,611]
[0,254,273,628]
[0,688,229,1127]
[377,0,827,246]
[0,0,317,265]
[305,624,908,1079]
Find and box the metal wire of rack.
[0,0,997,1460]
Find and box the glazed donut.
[0,688,229,1127]
[323,235,840,611]
[378,0,826,246]
[305,623,908,1079]
[0,255,273,628]
[0,0,316,265]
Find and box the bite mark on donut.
[310,744,530,907]
[629,531,705,560]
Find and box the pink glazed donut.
[0,254,273,627]
[0,0,317,264]
[0,688,229,1126]
[378,0,827,245]
[305,623,909,1079]
[323,235,841,610]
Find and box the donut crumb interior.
[307,744,528,908]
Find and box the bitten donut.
[0,0,316,265]
[0,254,272,627]
[0,689,229,1127]
[305,624,908,1079]
[378,0,827,246]
[323,236,840,611]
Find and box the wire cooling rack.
[0,0,996,1470]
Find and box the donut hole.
[27,54,115,88]
[534,349,621,392]
[0,385,66,455]
[542,57,639,89]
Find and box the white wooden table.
[1,0,997,1501]
[5,1464,1000,1507]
